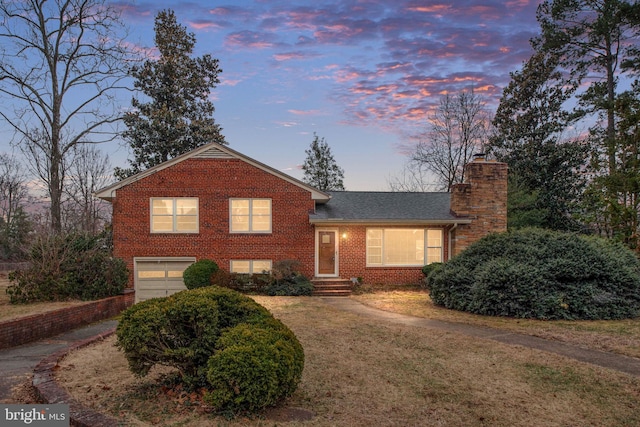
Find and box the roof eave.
[93,142,332,202]
[309,218,472,225]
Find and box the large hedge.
[7,231,127,303]
[428,228,640,320]
[116,286,304,414]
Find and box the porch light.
[342,232,347,239]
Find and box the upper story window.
[151,198,198,233]
[230,199,272,233]
[366,228,443,266]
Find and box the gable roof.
[94,142,331,202]
[310,191,470,224]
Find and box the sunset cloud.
[115,0,544,157]
[225,30,279,49]
[288,109,321,116]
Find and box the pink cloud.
[220,78,242,87]
[111,2,153,19]
[272,51,320,62]
[406,4,452,15]
[189,20,225,31]
[225,31,277,49]
[122,0,544,142]
[288,109,321,116]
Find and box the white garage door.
[134,257,195,303]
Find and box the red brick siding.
[328,225,451,286]
[0,290,134,349]
[112,158,317,286]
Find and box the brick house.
[95,142,507,301]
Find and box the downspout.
[448,223,458,261]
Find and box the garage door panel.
[134,258,194,303]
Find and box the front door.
[317,230,337,276]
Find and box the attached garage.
[134,257,196,303]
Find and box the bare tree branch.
[0,0,137,231]
[409,90,491,191]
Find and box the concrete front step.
[311,279,353,296]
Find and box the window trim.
[229,198,272,233]
[366,228,443,267]
[150,197,199,234]
[230,260,273,274]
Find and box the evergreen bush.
[429,228,640,320]
[7,231,127,303]
[182,259,219,289]
[116,286,304,413]
[263,260,313,296]
[204,322,305,412]
[421,262,442,291]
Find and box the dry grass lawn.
[0,273,87,322]
[352,290,640,358]
[56,295,640,427]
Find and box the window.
[230,260,272,274]
[230,199,272,233]
[426,229,444,265]
[366,228,443,266]
[151,198,198,233]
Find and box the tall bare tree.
[386,161,436,192]
[409,90,491,191]
[0,153,31,259]
[0,0,133,232]
[64,145,113,233]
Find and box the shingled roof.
[310,191,468,224]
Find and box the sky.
[1,0,545,191]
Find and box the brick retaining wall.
[0,290,134,349]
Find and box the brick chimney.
[450,155,508,256]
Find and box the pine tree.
[488,50,587,231]
[302,134,345,191]
[534,0,640,243]
[116,9,225,179]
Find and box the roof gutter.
[309,218,472,226]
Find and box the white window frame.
[150,197,199,233]
[229,198,272,233]
[366,228,443,267]
[230,260,272,274]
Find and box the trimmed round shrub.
[429,228,640,320]
[204,322,305,413]
[183,259,219,289]
[116,286,304,412]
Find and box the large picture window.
[150,198,198,233]
[366,228,443,266]
[230,199,272,233]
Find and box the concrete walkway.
[0,320,118,402]
[321,297,640,377]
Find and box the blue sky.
[1,0,544,191]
